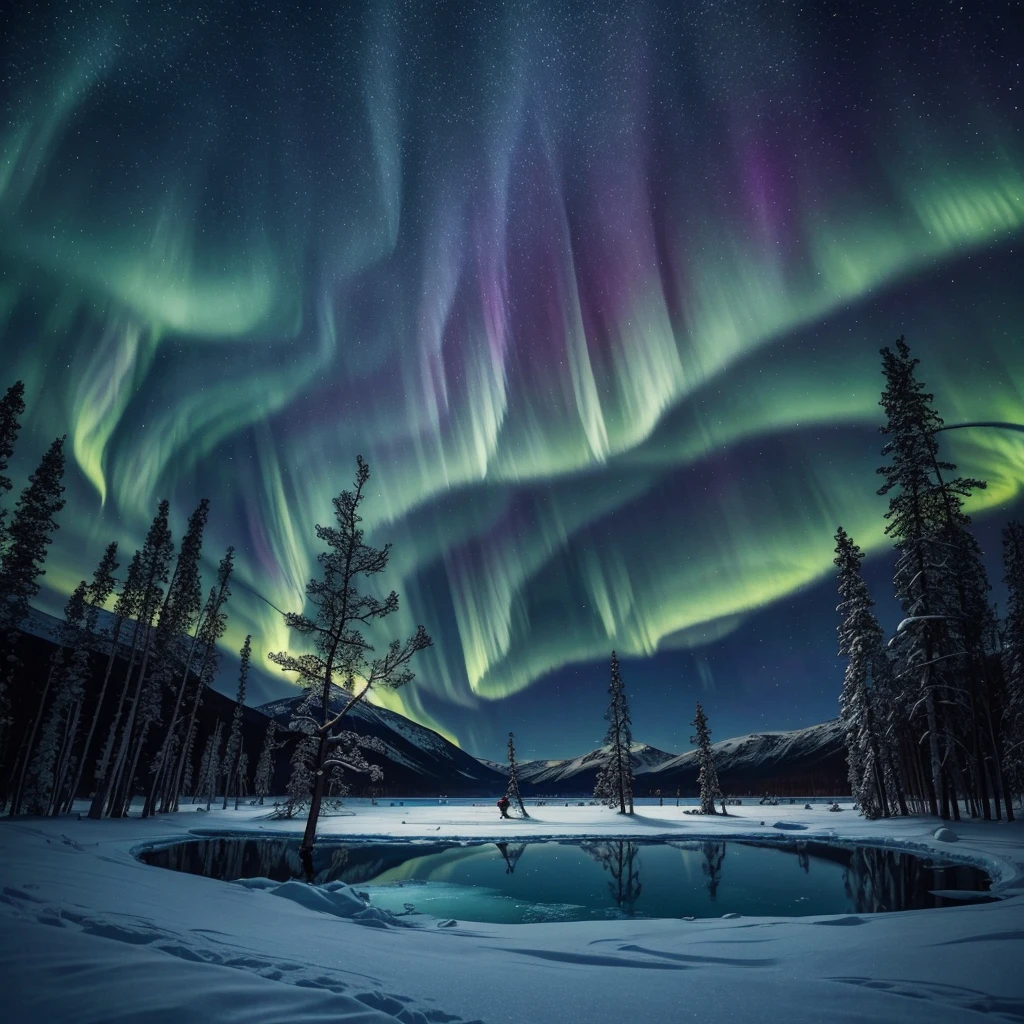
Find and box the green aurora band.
[0,1,1022,752]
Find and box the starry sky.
[1,0,1022,761]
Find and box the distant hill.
[257,689,506,796]
[643,719,848,797]
[18,607,847,800]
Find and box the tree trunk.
[144,627,203,817]
[922,667,945,818]
[50,698,80,815]
[301,732,329,854]
[101,634,155,819]
[165,647,215,813]
[88,619,146,818]
[67,618,124,816]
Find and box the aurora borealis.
[1,1,1022,759]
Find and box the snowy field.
[2,801,1023,1023]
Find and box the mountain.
[475,721,848,797]
[645,719,848,796]
[257,690,506,796]
[488,742,676,793]
[20,608,845,798]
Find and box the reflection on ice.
[141,837,992,924]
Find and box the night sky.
[1,1,1022,761]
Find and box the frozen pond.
[141,837,993,923]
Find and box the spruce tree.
[834,527,895,818]
[0,435,67,633]
[877,337,987,819]
[61,541,119,811]
[593,651,634,814]
[89,500,173,819]
[198,721,224,810]
[114,499,206,818]
[221,634,251,810]
[143,506,216,817]
[0,435,66,801]
[690,701,721,814]
[0,380,26,549]
[235,749,249,809]
[0,380,25,776]
[1003,521,1024,805]
[164,547,234,812]
[505,731,529,817]
[269,456,431,855]
[253,720,281,805]
[19,583,91,814]
[281,732,317,819]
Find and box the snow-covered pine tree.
[235,750,249,809]
[88,500,173,819]
[281,732,317,819]
[142,507,223,818]
[102,500,192,819]
[690,701,721,814]
[181,728,196,802]
[268,457,431,855]
[0,380,26,552]
[0,435,66,805]
[877,337,986,819]
[20,583,91,814]
[593,651,634,814]
[222,635,251,810]
[202,720,224,811]
[834,527,897,819]
[0,380,25,782]
[164,547,234,812]
[253,719,281,804]
[505,731,529,817]
[0,435,67,637]
[112,498,205,818]
[1003,522,1024,807]
[945,525,1009,820]
[61,541,120,812]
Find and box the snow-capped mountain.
[257,689,506,795]
[500,742,676,792]
[474,721,847,796]
[645,720,847,795]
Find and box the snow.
[2,802,1023,1023]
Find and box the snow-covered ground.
[2,802,1023,1023]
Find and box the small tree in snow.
[505,731,529,817]
[222,635,251,809]
[280,732,318,819]
[594,651,634,814]
[834,526,894,819]
[268,457,431,856]
[198,721,224,811]
[253,720,281,804]
[235,750,249,808]
[690,701,721,814]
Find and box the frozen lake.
[140,836,993,923]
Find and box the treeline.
[0,381,281,817]
[836,338,1023,821]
